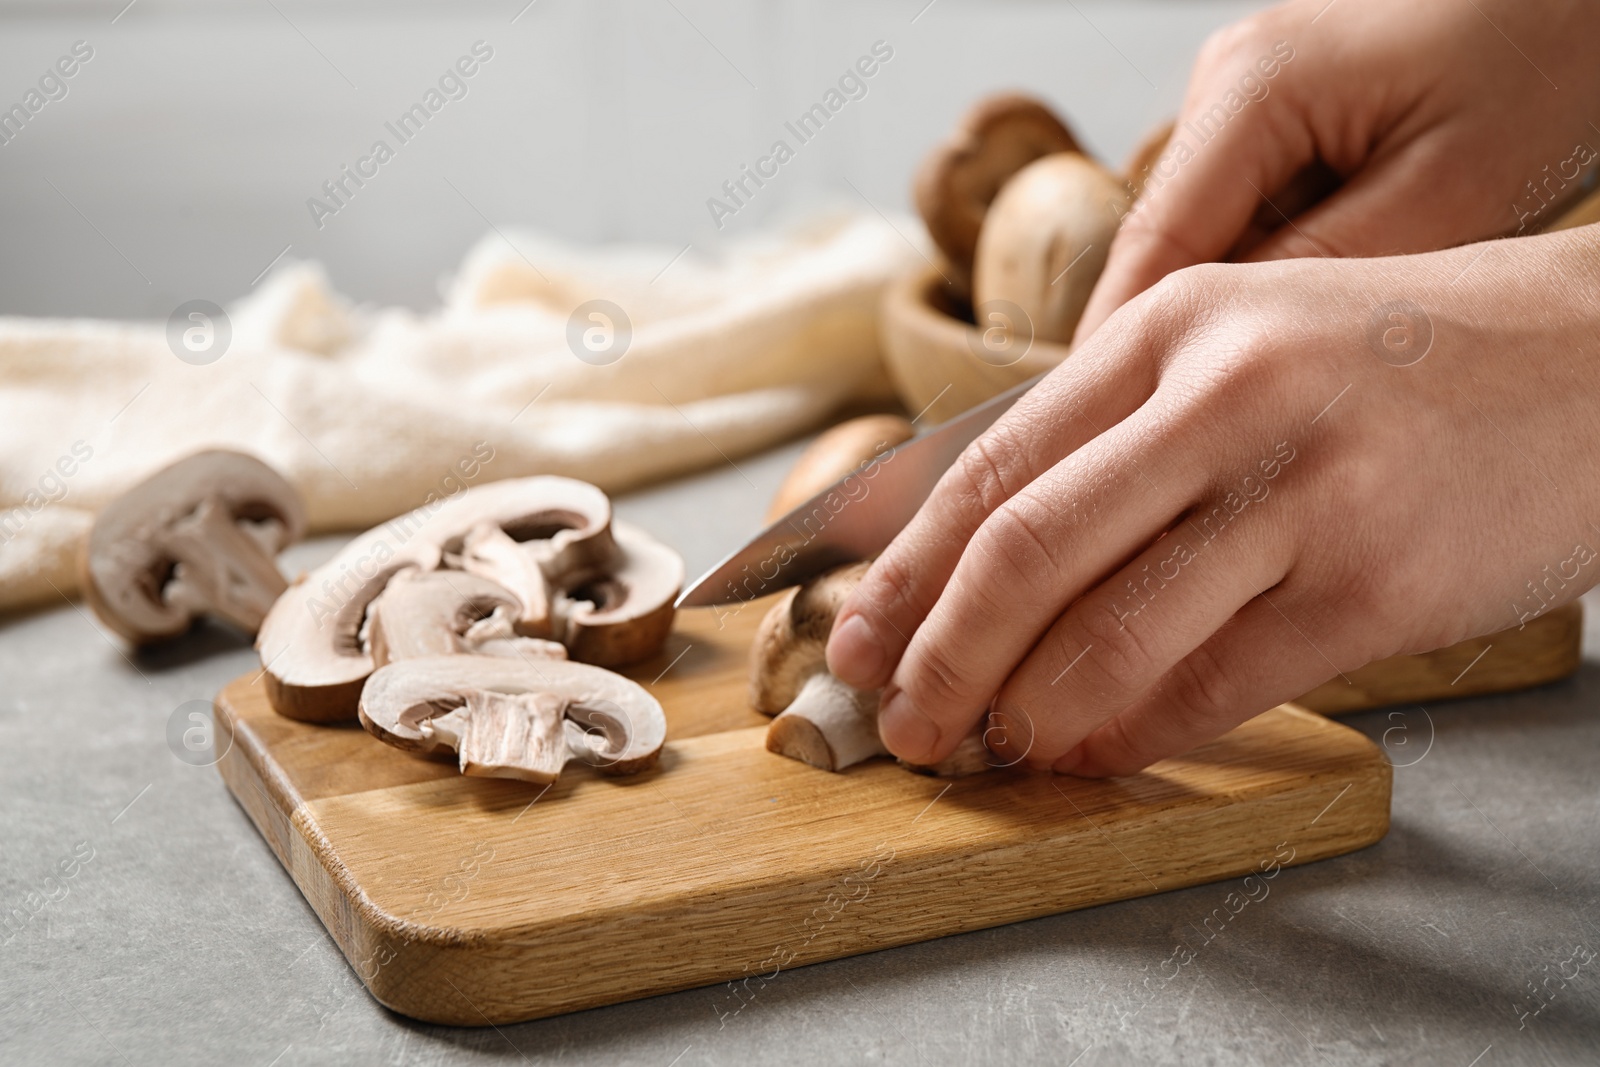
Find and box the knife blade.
[676,372,1046,608]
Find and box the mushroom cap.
[80,449,305,644]
[257,476,613,723]
[972,152,1131,345]
[748,560,870,715]
[358,654,667,776]
[559,521,684,668]
[914,93,1082,283]
[765,415,915,524]
[367,570,521,667]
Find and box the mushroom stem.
[903,731,992,778]
[160,498,289,633]
[459,523,555,637]
[424,690,570,783]
[765,672,887,772]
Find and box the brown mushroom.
[367,570,566,667]
[751,563,989,776]
[358,654,667,783]
[80,449,305,644]
[972,152,1132,345]
[914,93,1082,287]
[257,476,613,723]
[765,415,915,523]
[557,521,684,667]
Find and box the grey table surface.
[3,0,1598,1063]
[3,442,1599,1066]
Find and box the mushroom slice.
[973,152,1131,345]
[367,570,565,667]
[81,449,305,644]
[457,523,555,638]
[460,605,569,661]
[752,562,990,776]
[359,655,667,784]
[558,522,684,668]
[914,93,1082,284]
[258,476,613,723]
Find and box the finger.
[981,488,1292,770]
[877,393,1226,765]
[1074,50,1315,341]
[826,314,1166,692]
[1059,590,1347,777]
[1244,133,1507,261]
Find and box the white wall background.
[0,0,1265,318]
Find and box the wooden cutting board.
[212,599,1580,1025]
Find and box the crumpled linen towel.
[0,212,920,615]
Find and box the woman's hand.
[825,229,1600,774]
[1076,0,1600,341]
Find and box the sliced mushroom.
[367,570,566,667]
[80,449,305,644]
[557,522,684,668]
[359,654,667,783]
[753,562,990,777]
[258,476,613,723]
[457,523,555,637]
[973,152,1131,345]
[915,93,1082,287]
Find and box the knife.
[677,372,1047,608]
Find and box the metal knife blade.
[676,372,1046,608]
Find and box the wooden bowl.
[879,266,1073,425]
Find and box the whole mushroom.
[359,654,667,784]
[915,93,1082,290]
[972,152,1132,346]
[80,449,305,644]
[751,563,990,777]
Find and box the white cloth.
[0,213,919,614]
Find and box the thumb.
[1075,87,1315,343]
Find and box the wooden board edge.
[1295,602,1583,715]
[363,723,1391,1024]
[214,680,1392,1027]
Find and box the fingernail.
[878,689,939,763]
[827,613,885,688]
[1051,744,1086,776]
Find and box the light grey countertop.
[3,440,1599,1066]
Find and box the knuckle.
[902,637,984,712]
[1161,642,1238,732]
[947,426,1028,519]
[1066,596,1157,699]
[859,552,922,634]
[970,494,1067,592]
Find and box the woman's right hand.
[1076,0,1600,342]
